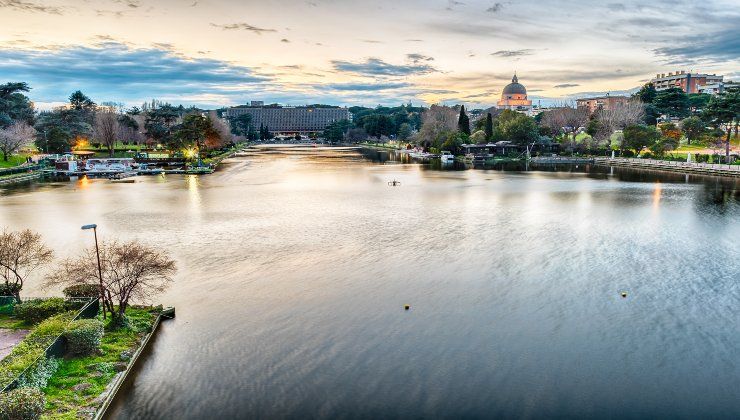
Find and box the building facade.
[223,106,351,134]
[576,95,629,114]
[650,71,723,94]
[497,74,532,113]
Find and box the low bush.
[14,298,67,324]
[64,319,104,356]
[14,299,66,324]
[0,387,45,420]
[16,357,59,390]
[62,284,99,299]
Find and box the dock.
[593,157,740,178]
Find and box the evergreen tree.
[484,113,493,141]
[458,105,470,135]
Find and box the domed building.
[496,74,532,113]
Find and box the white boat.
[440,151,454,162]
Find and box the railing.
[598,157,740,172]
[0,164,41,177]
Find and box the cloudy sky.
[0,0,738,109]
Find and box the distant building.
[497,74,532,113]
[223,106,351,134]
[576,95,629,114]
[697,80,738,95]
[650,70,723,94]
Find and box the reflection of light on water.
[652,182,662,209]
[187,175,200,203]
[77,175,90,189]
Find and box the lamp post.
[81,224,105,319]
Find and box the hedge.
[0,313,74,390]
[13,299,66,325]
[64,319,104,356]
[0,387,45,420]
[62,284,99,299]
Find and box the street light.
[81,224,105,319]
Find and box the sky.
[0,0,738,110]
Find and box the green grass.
[0,154,30,169]
[0,313,29,330]
[41,307,156,419]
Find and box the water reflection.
[1,146,739,419]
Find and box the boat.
[440,151,454,162]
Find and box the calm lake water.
[1,146,739,419]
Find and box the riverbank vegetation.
[0,226,175,419]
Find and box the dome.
[502,74,527,95]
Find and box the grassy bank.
[42,307,157,419]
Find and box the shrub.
[0,387,45,420]
[17,357,59,390]
[0,283,21,298]
[62,284,99,299]
[64,319,104,356]
[14,298,66,324]
[0,313,74,390]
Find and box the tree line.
[0,82,233,162]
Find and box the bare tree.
[0,121,35,161]
[414,105,458,147]
[208,111,232,148]
[0,229,54,302]
[48,239,176,327]
[541,103,589,151]
[596,99,645,150]
[94,109,120,157]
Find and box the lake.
[1,146,738,419]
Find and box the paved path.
[0,329,30,359]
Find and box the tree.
[701,88,739,160]
[623,124,660,155]
[363,114,394,140]
[0,229,53,302]
[346,127,368,143]
[228,113,252,137]
[441,131,465,155]
[457,105,470,135]
[397,123,412,141]
[323,119,351,143]
[414,105,458,148]
[470,130,486,144]
[48,239,175,328]
[634,82,657,104]
[35,126,71,154]
[0,121,35,161]
[172,114,220,155]
[0,82,34,127]
[596,100,645,150]
[493,110,539,145]
[68,91,96,111]
[688,93,711,113]
[654,88,690,119]
[540,104,589,151]
[680,116,705,145]
[94,110,119,157]
[484,112,493,141]
[658,122,682,144]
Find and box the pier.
[593,157,740,178]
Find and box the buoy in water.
[404,304,410,310]
[620,291,627,298]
